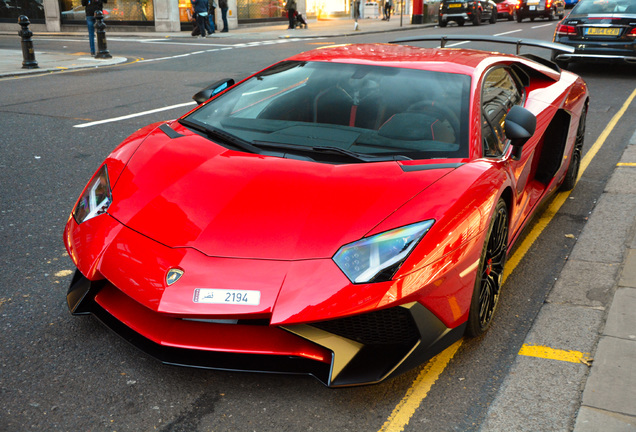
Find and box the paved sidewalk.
[1,16,635,430]
[0,16,431,77]
[482,131,636,431]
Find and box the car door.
[480,66,543,235]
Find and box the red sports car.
[64,36,588,387]
[495,0,519,20]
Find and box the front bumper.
[67,269,464,387]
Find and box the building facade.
[0,0,320,32]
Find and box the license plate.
[193,288,261,305]
[584,27,620,36]
[529,5,536,10]
[448,3,462,7]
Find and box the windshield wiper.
[252,141,410,162]
[311,145,411,162]
[179,119,262,155]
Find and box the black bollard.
[94,11,112,59]
[18,15,39,69]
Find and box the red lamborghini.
[64,36,588,387]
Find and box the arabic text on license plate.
[193,288,261,305]
[585,27,620,36]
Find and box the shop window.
[1,0,45,23]
[236,0,285,20]
[59,0,154,24]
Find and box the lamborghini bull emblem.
[166,269,184,286]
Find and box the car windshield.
[572,0,636,14]
[182,61,471,162]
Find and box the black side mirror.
[505,105,536,160]
[192,78,235,105]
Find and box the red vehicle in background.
[495,0,519,20]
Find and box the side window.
[481,67,523,157]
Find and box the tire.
[508,10,515,20]
[473,9,482,25]
[517,13,523,22]
[439,17,448,27]
[560,104,587,191]
[465,199,508,337]
[489,8,497,23]
[457,18,465,26]
[547,8,555,20]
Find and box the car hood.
[108,131,452,260]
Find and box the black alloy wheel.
[466,199,508,337]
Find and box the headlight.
[333,220,434,284]
[73,164,112,224]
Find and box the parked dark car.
[439,0,498,26]
[516,0,564,21]
[552,0,636,68]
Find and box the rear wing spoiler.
[389,34,575,55]
[389,35,575,73]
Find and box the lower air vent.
[311,306,419,345]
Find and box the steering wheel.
[407,100,461,138]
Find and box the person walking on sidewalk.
[191,0,209,37]
[384,0,393,20]
[285,0,297,29]
[219,0,229,32]
[207,0,217,34]
[81,0,107,56]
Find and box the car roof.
[286,43,511,75]
[286,43,564,82]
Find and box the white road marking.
[73,101,197,128]
[494,29,523,36]
[532,23,556,29]
[444,41,470,47]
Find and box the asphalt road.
[1,18,635,432]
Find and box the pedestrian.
[187,6,200,36]
[191,0,209,37]
[207,0,217,34]
[219,0,229,32]
[384,0,392,20]
[353,0,360,30]
[285,0,296,29]
[80,0,107,56]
